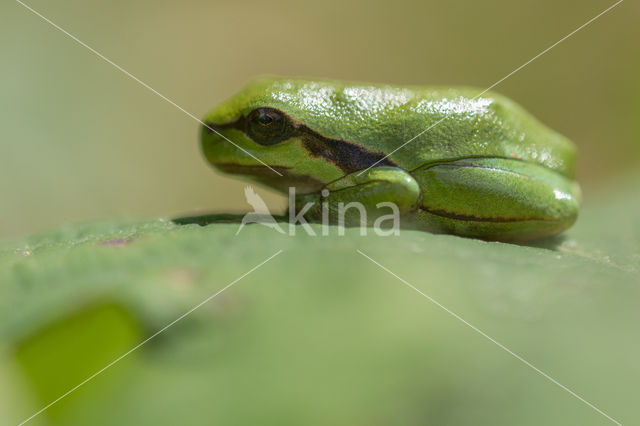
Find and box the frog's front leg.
[411,158,580,241]
[293,166,421,227]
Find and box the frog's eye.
[246,108,292,145]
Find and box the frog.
[200,77,580,241]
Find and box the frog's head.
[201,77,355,194]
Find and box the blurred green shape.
[14,303,141,422]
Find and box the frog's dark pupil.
[257,112,274,125]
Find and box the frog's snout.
[200,121,222,162]
[200,121,226,152]
[202,121,221,136]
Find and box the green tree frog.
[201,77,580,241]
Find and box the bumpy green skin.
[201,77,580,241]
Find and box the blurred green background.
[1,0,639,240]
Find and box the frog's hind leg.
[411,158,580,242]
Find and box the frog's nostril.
[203,121,218,135]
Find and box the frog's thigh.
[411,158,580,241]
[295,167,421,224]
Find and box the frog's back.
[220,78,577,178]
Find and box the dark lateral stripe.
[203,120,233,134]
[204,115,397,174]
[295,124,396,174]
[421,207,554,223]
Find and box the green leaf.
[1,173,638,426]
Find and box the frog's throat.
[204,115,397,175]
[213,163,325,194]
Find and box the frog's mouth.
[214,163,325,194]
[215,163,290,176]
